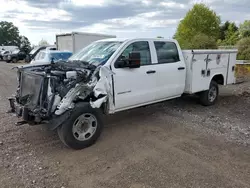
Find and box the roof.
[39,50,72,54]
[97,38,129,42]
[97,38,178,42]
[56,31,116,38]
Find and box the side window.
[39,52,46,60]
[35,52,45,60]
[116,41,151,67]
[35,52,41,60]
[154,42,180,64]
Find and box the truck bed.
[182,49,237,94]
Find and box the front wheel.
[199,81,219,106]
[57,103,103,150]
[12,58,17,63]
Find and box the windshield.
[68,41,122,66]
[30,47,40,55]
[50,52,72,61]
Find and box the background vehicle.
[30,50,72,64]
[9,38,237,149]
[25,45,56,63]
[0,46,19,60]
[6,49,26,63]
[0,46,18,52]
[56,32,116,53]
[0,50,10,60]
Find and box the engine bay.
[12,61,109,124]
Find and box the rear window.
[154,41,180,64]
[50,52,72,61]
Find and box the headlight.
[8,55,11,60]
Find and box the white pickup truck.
[9,38,237,149]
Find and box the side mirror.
[128,52,140,68]
[116,52,141,68]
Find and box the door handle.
[146,70,156,74]
[178,67,185,70]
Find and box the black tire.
[199,81,219,106]
[12,58,17,63]
[57,102,103,150]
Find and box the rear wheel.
[199,81,219,106]
[57,102,103,150]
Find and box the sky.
[1,0,250,45]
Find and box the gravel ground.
[0,62,249,188]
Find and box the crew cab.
[8,38,237,149]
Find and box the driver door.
[112,41,157,111]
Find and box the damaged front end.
[9,61,113,128]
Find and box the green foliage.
[38,39,49,46]
[20,36,31,54]
[218,23,239,46]
[237,37,250,60]
[0,21,31,53]
[174,4,221,48]
[239,20,250,38]
[0,21,20,46]
[219,21,238,41]
[188,33,217,49]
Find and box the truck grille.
[19,71,44,109]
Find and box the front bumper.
[8,97,34,123]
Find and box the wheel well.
[212,74,224,85]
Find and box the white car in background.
[30,50,72,64]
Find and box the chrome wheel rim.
[72,113,97,141]
[208,86,217,102]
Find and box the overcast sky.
[1,0,249,45]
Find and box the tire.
[57,102,103,150]
[12,58,17,63]
[199,81,219,106]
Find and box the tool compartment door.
[190,53,210,93]
[226,53,237,84]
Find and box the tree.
[219,21,238,41]
[38,39,49,46]
[20,36,31,54]
[217,23,239,46]
[0,21,20,46]
[237,37,250,60]
[174,4,221,49]
[239,20,250,38]
[189,33,217,49]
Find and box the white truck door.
[152,41,186,99]
[112,41,158,111]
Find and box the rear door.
[152,41,186,99]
